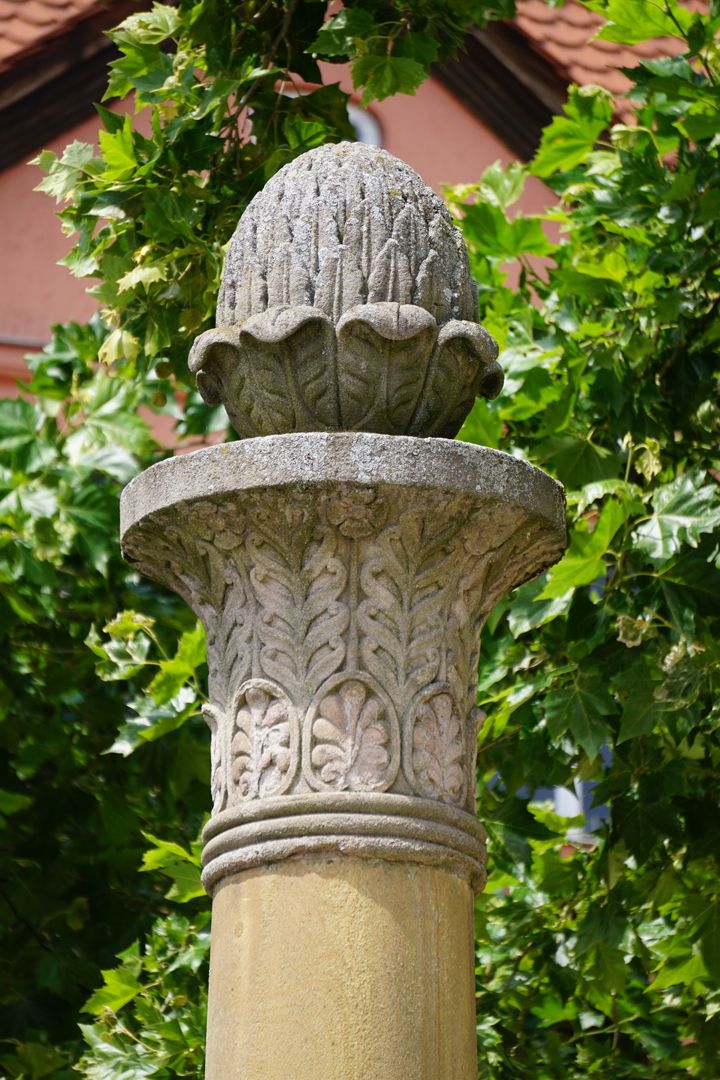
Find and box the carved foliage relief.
[230,680,299,800]
[306,674,399,792]
[123,486,559,814]
[405,684,467,806]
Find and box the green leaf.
[634,472,720,563]
[589,0,695,44]
[700,905,720,983]
[107,686,199,755]
[141,834,204,902]
[589,943,628,991]
[461,202,556,258]
[394,32,439,67]
[0,788,33,816]
[456,398,503,448]
[537,435,621,488]
[116,264,168,293]
[651,950,706,991]
[613,668,666,743]
[635,438,662,482]
[83,967,141,1015]
[176,621,206,669]
[576,904,626,955]
[140,832,199,871]
[310,9,375,57]
[0,399,39,452]
[544,677,615,757]
[352,55,426,105]
[110,4,180,45]
[575,478,644,515]
[532,85,613,177]
[148,659,195,704]
[575,248,628,284]
[163,861,205,903]
[507,576,574,636]
[98,115,137,180]
[0,1042,68,1078]
[488,796,557,865]
[98,329,141,366]
[475,160,526,209]
[538,497,627,599]
[614,797,676,862]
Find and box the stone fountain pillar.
[120,144,566,1080]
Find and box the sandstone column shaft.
[206,859,475,1080]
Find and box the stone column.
[120,144,566,1080]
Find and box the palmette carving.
[325,488,386,539]
[229,680,298,801]
[405,685,466,807]
[304,673,400,793]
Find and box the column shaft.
[206,858,476,1080]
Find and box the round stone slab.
[120,431,566,545]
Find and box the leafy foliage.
[446,4,720,1072]
[1,0,719,1077]
[0,323,210,1075]
[77,908,209,1078]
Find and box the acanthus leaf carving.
[203,703,228,815]
[335,302,437,432]
[466,706,485,813]
[205,566,253,709]
[447,555,492,710]
[247,497,348,699]
[357,507,467,714]
[229,679,299,802]
[304,673,400,793]
[404,684,466,806]
[239,307,338,433]
[419,321,502,439]
[187,500,253,704]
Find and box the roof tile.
[3,15,45,43]
[14,2,59,27]
[0,0,100,70]
[514,0,705,121]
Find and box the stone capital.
[121,433,566,895]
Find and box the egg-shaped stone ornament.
[188,142,503,439]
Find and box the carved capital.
[121,434,565,894]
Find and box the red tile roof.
[0,0,102,70]
[514,0,705,120]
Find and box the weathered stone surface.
[206,858,477,1080]
[188,143,503,438]
[121,432,566,894]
